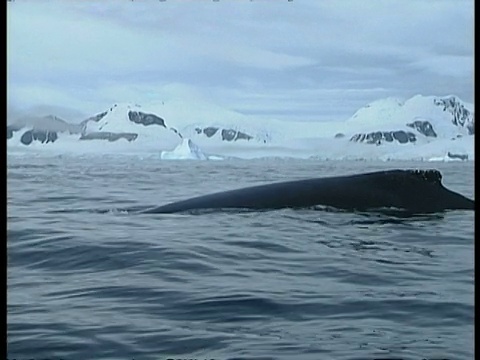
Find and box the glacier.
[6,94,474,161]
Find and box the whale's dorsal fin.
[377,169,443,187]
[407,169,442,184]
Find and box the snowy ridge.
[346,95,474,137]
[7,94,474,161]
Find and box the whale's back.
[144,169,474,214]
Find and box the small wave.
[46,206,152,215]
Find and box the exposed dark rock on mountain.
[128,111,166,127]
[20,131,33,145]
[220,129,253,141]
[79,132,138,142]
[194,126,253,141]
[82,111,108,124]
[20,130,58,145]
[406,120,437,137]
[80,111,108,132]
[204,127,218,137]
[170,127,183,139]
[334,133,345,138]
[234,131,253,141]
[468,123,474,135]
[434,96,474,135]
[447,152,468,161]
[350,131,417,145]
[221,129,236,141]
[7,124,23,139]
[195,127,219,138]
[395,131,416,144]
[48,132,58,143]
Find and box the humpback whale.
[144,169,474,214]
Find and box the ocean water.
[7,155,475,360]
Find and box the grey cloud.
[7,0,473,122]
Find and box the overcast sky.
[7,0,474,122]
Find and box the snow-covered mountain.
[346,95,473,143]
[7,94,474,161]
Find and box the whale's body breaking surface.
[144,170,474,214]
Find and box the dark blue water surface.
[7,155,474,360]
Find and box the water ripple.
[7,157,474,360]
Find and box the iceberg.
[160,138,208,160]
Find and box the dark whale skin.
[143,169,475,214]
